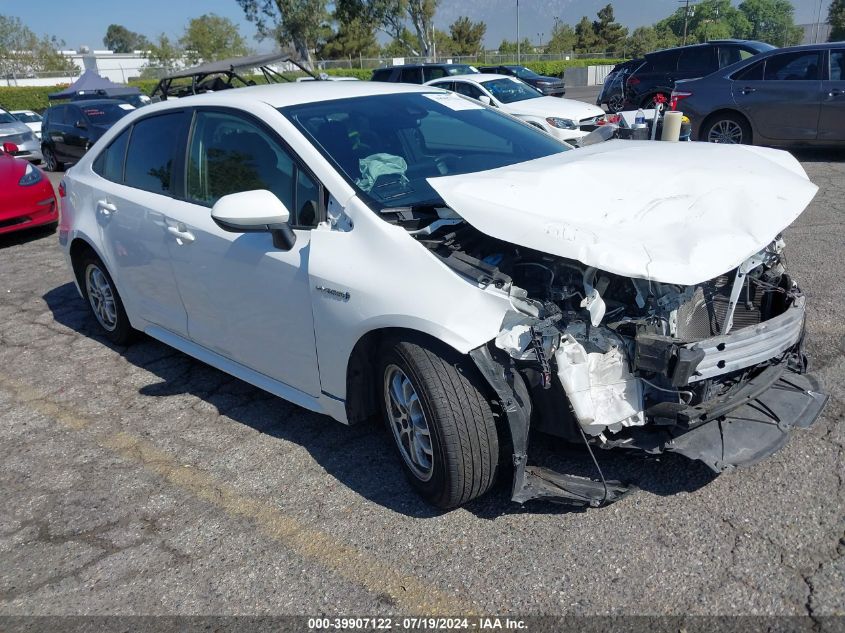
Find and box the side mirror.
[211,189,296,251]
[479,95,492,106]
[2,142,18,154]
[75,120,87,129]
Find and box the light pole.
[517,0,521,63]
[814,0,824,43]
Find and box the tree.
[625,25,678,57]
[574,16,599,52]
[318,17,379,59]
[103,24,151,53]
[335,0,440,57]
[0,15,76,78]
[739,0,803,45]
[180,14,248,64]
[236,0,329,69]
[546,22,576,54]
[831,0,845,40]
[593,4,628,53]
[448,16,485,56]
[147,33,182,73]
[657,0,750,43]
[381,27,418,57]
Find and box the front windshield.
[281,92,569,210]
[510,66,539,79]
[481,78,541,104]
[0,110,16,124]
[79,103,133,125]
[14,112,42,123]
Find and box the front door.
[819,49,845,142]
[163,109,322,397]
[733,50,823,142]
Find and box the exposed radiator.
[676,274,764,340]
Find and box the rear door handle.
[741,86,757,95]
[96,199,117,217]
[166,223,195,244]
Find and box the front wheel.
[42,147,63,172]
[702,113,752,144]
[379,338,499,509]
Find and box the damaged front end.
[414,220,828,506]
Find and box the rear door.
[676,46,718,80]
[64,105,89,161]
[819,48,845,141]
[94,111,191,335]
[732,50,823,141]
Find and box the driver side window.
[453,82,484,100]
[187,110,320,228]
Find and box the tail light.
[670,91,693,111]
[627,76,640,86]
[58,180,66,198]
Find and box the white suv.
[59,82,827,509]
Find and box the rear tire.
[702,113,752,145]
[43,147,63,172]
[78,252,134,345]
[640,92,669,109]
[379,337,499,509]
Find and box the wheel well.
[698,109,752,143]
[344,328,499,425]
[69,238,97,289]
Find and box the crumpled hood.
[428,140,818,285]
[505,96,604,121]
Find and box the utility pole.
[517,0,521,63]
[679,0,695,46]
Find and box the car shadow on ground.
[0,224,56,249]
[789,148,845,163]
[44,281,718,520]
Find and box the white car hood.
[428,140,818,285]
[504,96,604,121]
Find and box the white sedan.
[425,73,606,142]
[58,81,826,509]
[11,109,43,140]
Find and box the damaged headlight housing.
[546,117,578,130]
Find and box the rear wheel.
[42,147,63,172]
[702,113,752,144]
[640,92,669,110]
[78,252,133,345]
[607,94,625,113]
[379,338,499,509]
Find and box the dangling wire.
[578,425,609,506]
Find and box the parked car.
[477,65,565,96]
[11,110,44,139]
[58,81,826,509]
[371,63,479,84]
[425,74,605,143]
[0,107,42,163]
[672,42,845,146]
[620,40,775,109]
[0,141,57,236]
[596,59,643,112]
[41,99,135,171]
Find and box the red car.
[0,141,58,236]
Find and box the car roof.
[428,73,515,84]
[50,99,128,108]
[374,63,473,70]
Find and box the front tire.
[79,252,133,345]
[379,338,499,509]
[42,147,63,172]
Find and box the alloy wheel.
[85,264,118,332]
[708,120,744,144]
[43,148,55,171]
[384,364,434,481]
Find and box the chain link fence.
[315,51,622,70]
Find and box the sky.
[2,0,830,53]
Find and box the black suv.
[478,65,565,96]
[618,40,775,109]
[41,99,134,171]
[371,63,479,84]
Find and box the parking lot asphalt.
[1,106,843,618]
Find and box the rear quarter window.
[124,113,187,197]
[647,50,680,73]
[92,127,130,183]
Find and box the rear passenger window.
[648,51,679,73]
[124,113,186,196]
[423,67,447,82]
[832,51,845,81]
[399,68,421,83]
[92,128,130,183]
[733,60,764,81]
[677,47,715,73]
[764,52,821,81]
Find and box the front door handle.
[830,89,844,97]
[96,199,117,217]
[166,224,195,244]
[741,86,757,95]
